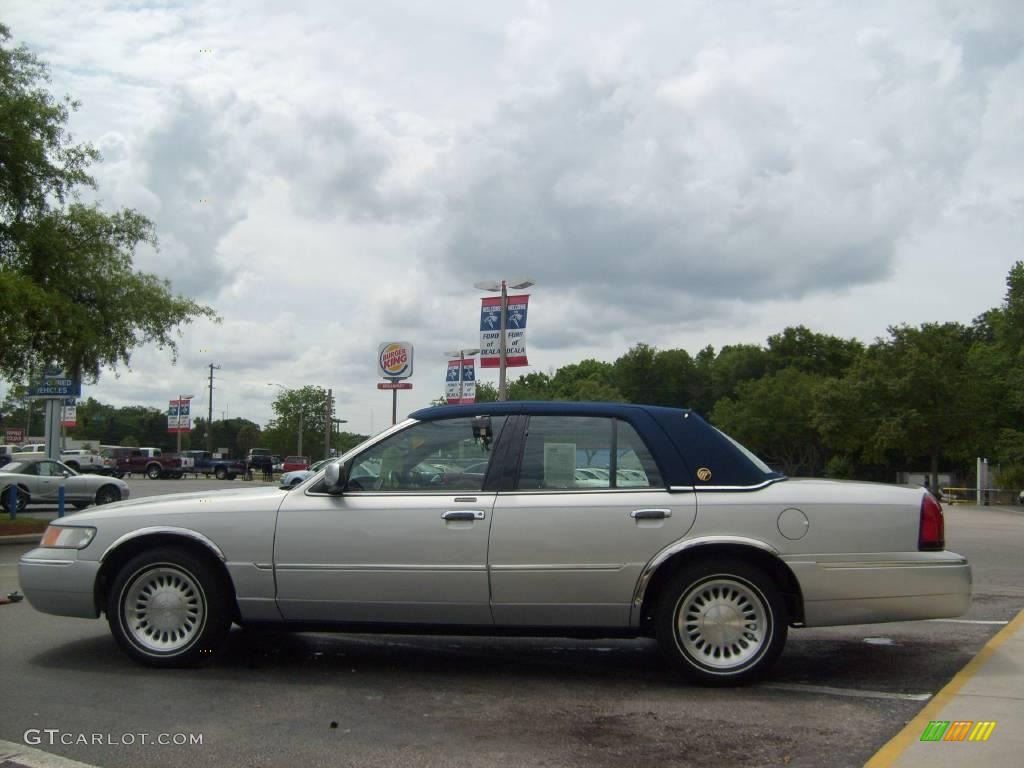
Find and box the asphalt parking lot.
[0,485,1021,768]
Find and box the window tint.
[517,417,663,490]
[346,416,506,492]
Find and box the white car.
[280,458,334,487]
[1,458,130,511]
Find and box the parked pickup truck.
[58,449,114,474]
[180,450,247,480]
[116,447,194,479]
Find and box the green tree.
[816,323,981,490]
[765,325,864,377]
[267,386,333,460]
[710,369,829,476]
[710,344,770,403]
[0,24,217,381]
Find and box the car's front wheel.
[1,486,29,514]
[107,547,231,667]
[95,485,122,505]
[214,466,227,480]
[656,558,787,686]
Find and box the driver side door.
[273,416,508,625]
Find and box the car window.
[517,416,663,490]
[36,461,61,477]
[346,416,506,492]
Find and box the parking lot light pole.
[473,279,534,401]
[444,348,480,403]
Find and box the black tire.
[226,474,236,481]
[656,558,787,686]
[1,485,29,514]
[214,466,227,480]
[73,502,90,510]
[65,461,80,472]
[106,546,231,667]
[95,485,122,505]
[146,464,162,480]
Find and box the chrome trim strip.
[490,563,623,572]
[100,527,226,563]
[820,559,969,570]
[692,478,787,492]
[274,563,485,571]
[668,486,696,493]
[631,535,782,619]
[253,562,274,570]
[19,558,74,566]
[499,488,666,496]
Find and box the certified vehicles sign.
[378,342,414,379]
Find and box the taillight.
[919,493,945,551]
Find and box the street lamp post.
[473,278,535,401]
[444,348,480,404]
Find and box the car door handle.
[631,508,671,520]
[442,510,486,521]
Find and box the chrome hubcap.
[123,566,205,654]
[677,577,768,670]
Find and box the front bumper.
[18,548,101,619]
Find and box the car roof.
[409,401,693,421]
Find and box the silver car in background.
[17,402,970,685]
[1,459,130,512]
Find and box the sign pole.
[392,389,398,426]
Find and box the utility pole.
[206,363,220,452]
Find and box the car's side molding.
[99,526,227,563]
[630,535,782,623]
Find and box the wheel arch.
[94,529,238,621]
[634,539,804,633]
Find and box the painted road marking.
[762,683,932,702]
[865,607,1024,767]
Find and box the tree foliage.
[0,24,217,381]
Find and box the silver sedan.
[0,459,130,512]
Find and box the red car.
[282,456,309,472]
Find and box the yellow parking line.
[864,607,1024,767]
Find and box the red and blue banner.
[445,359,477,404]
[480,294,529,368]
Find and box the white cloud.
[2,0,1022,435]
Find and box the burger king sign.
[377,341,414,379]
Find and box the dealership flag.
[479,294,529,368]
[445,359,477,404]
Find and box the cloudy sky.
[3,0,1022,435]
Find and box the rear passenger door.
[488,415,697,627]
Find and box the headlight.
[40,525,96,549]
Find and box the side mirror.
[323,462,348,494]
[62,470,71,478]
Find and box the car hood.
[58,485,289,524]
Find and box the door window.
[346,416,506,492]
[517,416,663,490]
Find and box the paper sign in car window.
[543,443,576,488]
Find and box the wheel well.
[96,483,121,498]
[94,534,239,621]
[638,544,804,634]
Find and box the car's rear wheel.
[656,558,786,686]
[214,466,227,480]
[95,485,121,505]
[107,547,231,667]
[146,464,161,480]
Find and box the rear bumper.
[786,551,972,627]
[18,548,100,619]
